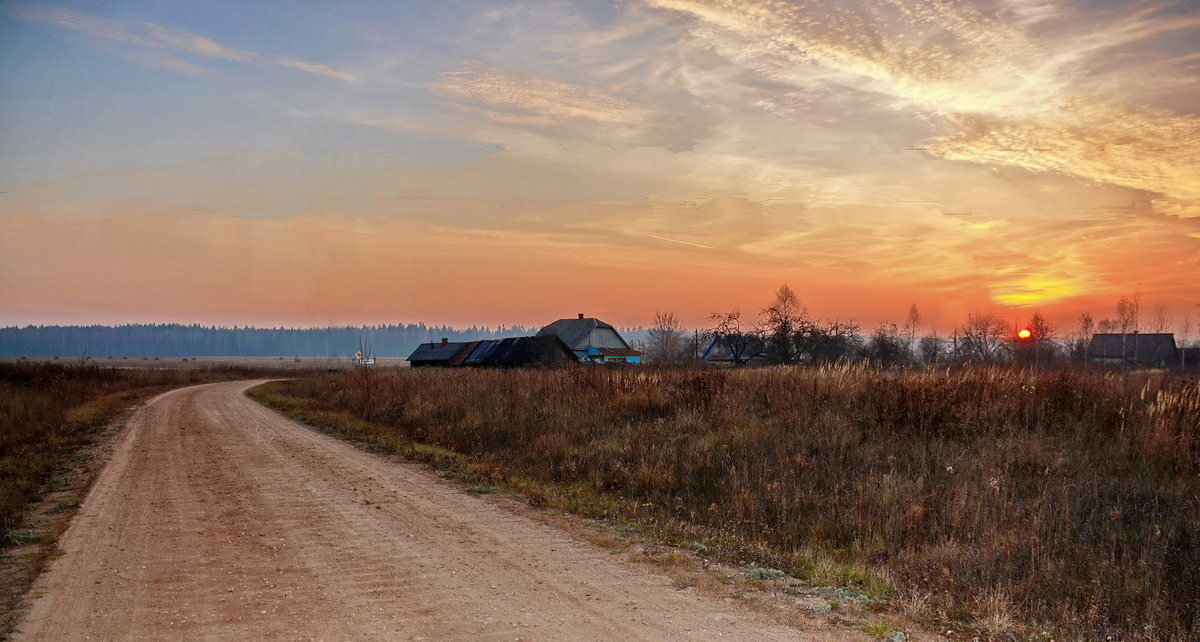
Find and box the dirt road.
[14,381,819,640]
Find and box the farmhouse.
[1086,333,1177,367]
[536,314,642,364]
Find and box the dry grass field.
[254,365,1200,639]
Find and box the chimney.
[441,338,449,345]
[578,313,584,319]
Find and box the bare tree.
[1108,293,1143,359]
[645,311,688,365]
[1148,304,1170,333]
[709,310,760,366]
[1069,313,1095,363]
[958,312,1010,364]
[1117,295,1140,334]
[918,332,945,365]
[349,330,381,420]
[903,304,922,365]
[759,285,809,364]
[801,319,862,364]
[863,321,906,368]
[689,329,711,364]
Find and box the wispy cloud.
[930,101,1200,203]
[138,21,252,62]
[431,67,648,127]
[274,57,357,83]
[641,0,1200,202]
[4,2,357,82]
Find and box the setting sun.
[1018,329,1032,339]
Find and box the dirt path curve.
[14,381,820,641]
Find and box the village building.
[700,335,768,366]
[461,336,577,367]
[1086,333,1177,367]
[535,314,642,364]
[408,336,576,368]
[407,338,469,367]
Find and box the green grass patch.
[3,530,39,546]
[746,567,786,580]
[862,620,902,639]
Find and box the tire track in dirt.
[14,380,829,640]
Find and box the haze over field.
[1,0,1197,330]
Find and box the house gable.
[537,315,641,364]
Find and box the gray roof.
[1087,333,1176,363]
[536,317,628,351]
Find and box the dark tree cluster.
[0,323,537,358]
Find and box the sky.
[0,0,1197,333]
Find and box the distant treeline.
[0,324,546,358]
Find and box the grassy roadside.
[1,387,174,636]
[247,379,910,639]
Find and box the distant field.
[0,356,410,370]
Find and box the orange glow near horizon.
[0,1,1197,332]
[1,204,1197,332]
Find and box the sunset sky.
[1,0,1197,332]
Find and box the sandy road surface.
[14,381,817,640]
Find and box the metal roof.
[448,341,481,366]
[408,341,472,364]
[597,347,642,357]
[463,336,576,367]
[1086,333,1176,363]
[411,335,576,368]
[461,340,500,366]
